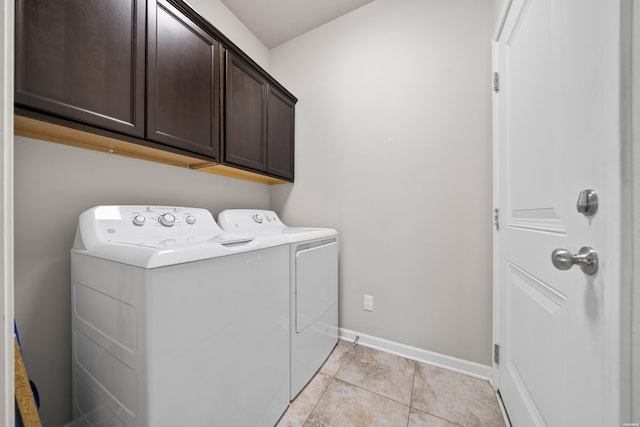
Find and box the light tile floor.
[277,340,507,427]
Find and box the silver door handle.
[551,246,598,275]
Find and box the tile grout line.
[335,345,419,409]
[298,342,356,426]
[298,378,330,426]
[406,360,465,427]
[407,360,417,427]
[331,376,414,409]
[318,342,418,419]
[295,341,502,427]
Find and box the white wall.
[491,0,507,32]
[186,0,269,70]
[269,0,494,365]
[13,2,270,425]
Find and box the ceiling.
[220,0,376,48]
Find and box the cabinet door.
[266,86,295,180]
[224,51,267,171]
[147,0,220,159]
[15,0,146,137]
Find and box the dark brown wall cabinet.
[266,86,295,180]
[147,0,220,158]
[225,52,295,180]
[16,0,295,181]
[225,51,267,171]
[15,0,146,138]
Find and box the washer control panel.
[124,206,201,229]
[73,205,258,266]
[81,205,225,245]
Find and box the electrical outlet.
[364,294,373,311]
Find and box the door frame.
[1,0,14,423]
[490,0,634,423]
[490,0,511,391]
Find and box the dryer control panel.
[218,209,286,232]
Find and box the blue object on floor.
[13,321,20,347]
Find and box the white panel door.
[494,0,629,426]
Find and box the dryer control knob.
[133,215,146,226]
[185,215,196,225]
[159,213,176,227]
[253,214,263,224]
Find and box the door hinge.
[493,72,500,93]
[494,344,500,364]
[493,208,500,231]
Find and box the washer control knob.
[185,215,196,225]
[132,215,146,226]
[253,214,263,224]
[158,213,176,227]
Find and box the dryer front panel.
[295,239,338,333]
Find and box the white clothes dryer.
[218,209,338,400]
[71,205,290,427]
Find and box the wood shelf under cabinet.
[14,115,288,185]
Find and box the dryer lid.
[218,209,338,243]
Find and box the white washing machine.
[70,205,290,427]
[218,209,338,400]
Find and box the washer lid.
[109,233,253,250]
[72,233,264,269]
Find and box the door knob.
[551,246,598,275]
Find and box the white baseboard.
[338,328,492,381]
